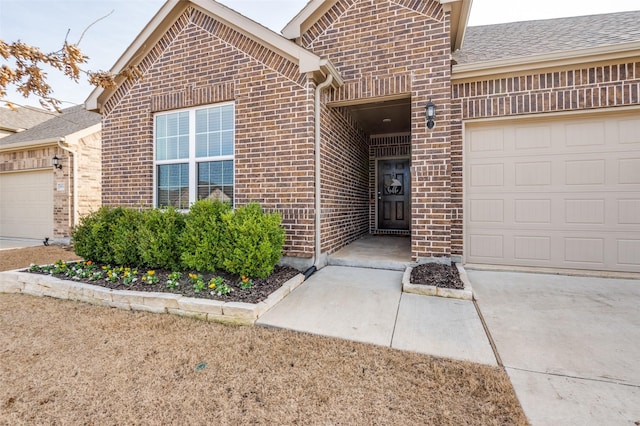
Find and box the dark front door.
[378,159,410,230]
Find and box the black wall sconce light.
[426,99,436,129]
[52,155,62,170]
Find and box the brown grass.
[0,247,527,425]
[0,245,80,271]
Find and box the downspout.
[311,73,333,271]
[57,138,79,230]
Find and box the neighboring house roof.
[453,10,640,77]
[282,0,472,50]
[86,0,343,112]
[0,105,56,133]
[0,105,101,148]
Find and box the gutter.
[311,73,334,273]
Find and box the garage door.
[0,170,54,239]
[465,112,640,273]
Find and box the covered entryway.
[465,111,640,273]
[342,96,412,236]
[0,170,54,239]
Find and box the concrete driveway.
[0,238,42,250]
[469,270,640,426]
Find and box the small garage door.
[0,170,54,239]
[465,112,640,273]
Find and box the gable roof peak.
[282,0,472,50]
[86,0,341,112]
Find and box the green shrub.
[220,202,285,278]
[72,206,124,264]
[180,200,231,272]
[138,207,185,270]
[111,208,144,266]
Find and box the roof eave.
[452,40,640,80]
[440,0,472,51]
[282,0,329,39]
[0,138,61,153]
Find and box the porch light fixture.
[426,99,436,129]
[52,155,62,170]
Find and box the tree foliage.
[0,28,141,111]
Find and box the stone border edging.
[402,263,473,300]
[0,270,305,325]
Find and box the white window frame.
[153,102,235,209]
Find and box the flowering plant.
[189,273,205,293]
[166,272,181,290]
[239,275,253,290]
[142,270,159,285]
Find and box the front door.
[377,159,410,230]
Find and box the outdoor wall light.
[52,155,62,170]
[426,99,436,129]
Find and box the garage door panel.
[466,113,640,273]
[0,170,53,239]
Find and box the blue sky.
[1,0,638,108]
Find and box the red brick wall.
[319,104,369,254]
[101,7,316,258]
[300,0,453,261]
[453,62,640,118]
[451,60,640,256]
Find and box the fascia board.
[452,41,640,80]
[0,138,59,153]
[64,123,102,144]
[282,0,328,39]
[86,0,182,111]
[190,0,323,72]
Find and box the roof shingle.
[0,106,56,132]
[455,10,640,65]
[0,106,101,146]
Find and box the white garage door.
[0,170,54,239]
[465,112,640,273]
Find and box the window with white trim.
[154,103,234,209]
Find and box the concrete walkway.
[469,270,640,426]
[257,265,497,366]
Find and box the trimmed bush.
[72,207,124,264]
[220,203,285,278]
[180,200,231,272]
[111,208,144,266]
[72,202,285,277]
[138,207,185,270]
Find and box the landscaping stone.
[0,270,305,325]
[402,263,473,300]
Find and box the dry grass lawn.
[0,246,528,425]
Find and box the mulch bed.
[27,264,300,304]
[410,263,465,290]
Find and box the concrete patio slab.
[257,266,403,346]
[468,269,640,425]
[392,293,497,365]
[327,235,411,270]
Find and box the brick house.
[86,0,640,273]
[0,106,102,242]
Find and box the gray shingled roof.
[0,106,56,132]
[0,105,101,146]
[455,10,640,65]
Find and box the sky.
[1,0,638,109]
